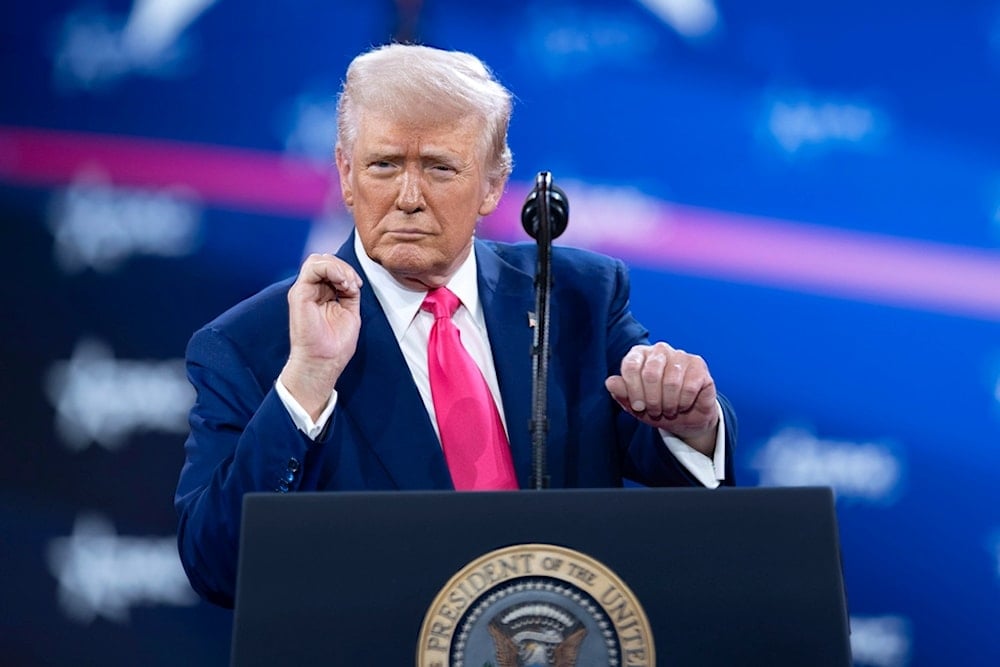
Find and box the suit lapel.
[475,240,539,488]
[333,235,454,489]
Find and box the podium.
[230,487,851,666]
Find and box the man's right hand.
[278,253,363,421]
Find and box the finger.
[676,355,712,415]
[292,256,363,309]
[304,254,363,292]
[331,274,362,318]
[639,348,668,419]
[604,375,630,411]
[658,357,686,419]
[618,347,649,413]
[685,373,718,419]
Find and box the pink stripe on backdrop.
[0,125,337,217]
[486,186,1000,322]
[630,207,1000,322]
[2,125,998,321]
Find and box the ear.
[335,145,354,207]
[478,176,506,217]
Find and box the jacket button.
[287,458,300,472]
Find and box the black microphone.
[521,171,569,490]
[521,173,569,240]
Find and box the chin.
[377,249,443,285]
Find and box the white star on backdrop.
[45,338,194,451]
[46,513,198,624]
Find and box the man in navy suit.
[175,44,736,608]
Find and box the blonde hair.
[336,44,514,183]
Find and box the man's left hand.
[605,342,719,456]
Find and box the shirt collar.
[353,232,481,342]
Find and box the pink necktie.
[421,287,518,490]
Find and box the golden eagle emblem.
[487,602,587,667]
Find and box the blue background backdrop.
[2,1,998,665]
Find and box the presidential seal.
[417,544,654,667]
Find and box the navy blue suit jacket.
[175,235,737,607]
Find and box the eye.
[429,163,457,177]
[365,161,398,178]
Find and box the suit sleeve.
[603,259,738,488]
[174,325,316,608]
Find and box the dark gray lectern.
[231,487,851,666]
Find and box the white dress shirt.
[275,234,726,487]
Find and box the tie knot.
[421,287,461,319]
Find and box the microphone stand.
[525,172,567,490]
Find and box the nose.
[395,167,424,213]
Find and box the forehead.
[353,110,487,156]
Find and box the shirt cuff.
[275,378,338,440]
[658,401,726,488]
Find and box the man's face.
[336,111,504,289]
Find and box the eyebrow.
[359,149,403,162]
[360,148,464,165]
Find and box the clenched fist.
[278,253,363,420]
[605,342,719,455]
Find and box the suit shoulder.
[189,276,294,358]
[482,240,624,276]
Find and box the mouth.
[385,228,433,239]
